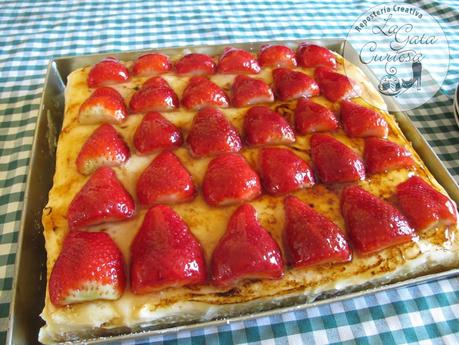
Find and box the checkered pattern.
[1,0,458,344]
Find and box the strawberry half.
[341,185,415,255]
[231,75,274,108]
[136,151,195,206]
[341,100,388,138]
[67,167,135,230]
[364,137,414,174]
[130,205,206,294]
[258,44,297,68]
[186,107,242,158]
[181,76,229,110]
[310,134,365,183]
[260,147,315,195]
[294,98,338,134]
[284,196,351,267]
[314,67,361,102]
[88,57,129,88]
[244,105,295,146]
[272,68,320,101]
[132,53,172,77]
[211,204,284,287]
[133,111,183,154]
[76,124,130,175]
[396,176,458,231]
[296,43,337,69]
[175,53,216,76]
[49,231,125,306]
[217,47,261,74]
[129,76,179,113]
[79,87,127,125]
[203,153,261,207]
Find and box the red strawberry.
[314,67,361,102]
[79,87,127,125]
[294,98,338,134]
[76,124,130,175]
[175,53,216,76]
[130,205,206,294]
[258,44,297,68]
[181,76,229,110]
[364,138,414,174]
[186,107,242,158]
[49,231,125,306]
[341,185,415,255]
[203,154,261,206]
[217,47,261,74]
[310,134,365,183]
[284,196,351,267]
[129,76,179,113]
[132,53,172,77]
[133,112,183,155]
[136,151,195,206]
[272,68,319,101]
[260,147,315,195]
[396,176,458,231]
[231,75,274,108]
[67,167,135,230]
[244,105,295,146]
[341,100,388,138]
[296,43,337,69]
[211,204,284,287]
[88,57,129,88]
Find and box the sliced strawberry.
[341,100,388,138]
[129,76,179,113]
[396,176,458,231]
[79,87,127,125]
[231,75,274,108]
[341,185,415,255]
[314,67,360,102]
[132,53,172,77]
[272,68,319,101]
[49,231,125,306]
[130,205,206,294]
[294,98,338,134]
[88,57,129,88]
[136,151,195,206]
[260,147,315,195]
[76,124,130,175]
[211,204,284,287]
[296,43,337,69]
[364,138,414,174]
[186,107,242,158]
[181,76,229,110]
[244,105,295,146]
[310,134,365,183]
[258,44,297,68]
[284,196,351,267]
[217,47,261,74]
[175,53,216,76]
[133,112,183,155]
[203,154,261,206]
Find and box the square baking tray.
[7,39,459,345]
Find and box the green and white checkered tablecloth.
[1,0,458,344]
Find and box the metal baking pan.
[7,39,459,345]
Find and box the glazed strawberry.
[231,75,274,108]
[203,153,261,206]
[284,196,351,267]
[296,43,337,69]
[130,205,206,294]
[244,105,295,146]
[175,53,216,76]
[88,57,129,88]
[341,100,388,138]
[217,47,261,74]
[67,167,135,230]
[49,231,125,306]
[294,98,338,134]
[258,44,297,68]
[79,87,127,125]
[181,76,229,110]
[310,134,365,183]
[132,53,171,77]
[134,112,182,154]
[187,107,242,158]
[396,176,458,231]
[341,185,415,255]
[314,67,360,102]
[260,147,315,195]
[364,137,414,174]
[211,204,284,287]
[76,124,130,175]
[129,76,179,113]
[272,68,319,101]
[136,151,195,206]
